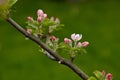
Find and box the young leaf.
[88,76,97,80]
[7,0,18,8]
[57,42,71,55]
[0,0,18,19]
[50,24,64,34]
[42,18,56,27]
[93,70,103,80]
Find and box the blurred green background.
[0,0,120,80]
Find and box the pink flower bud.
[106,73,112,80]
[37,17,42,22]
[27,16,33,22]
[51,36,59,42]
[64,38,72,44]
[43,13,47,19]
[27,28,32,34]
[82,41,89,47]
[77,42,82,47]
[37,9,44,17]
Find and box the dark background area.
[0,0,120,80]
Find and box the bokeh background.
[0,0,120,80]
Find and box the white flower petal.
[77,34,82,41]
[71,33,75,40]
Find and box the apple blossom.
[82,41,89,47]
[43,13,47,19]
[37,17,42,22]
[71,33,82,41]
[37,9,47,22]
[51,35,59,42]
[27,16,33,22]
[77,42,82,47]
[37,9,44,17]
[64,38,72,44]
[106,73,112,80]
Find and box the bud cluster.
[26,9,63,38]
[64,33,89,48]
[102,70,113,80]
[89,70,113,80]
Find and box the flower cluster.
[64,33,89,47]
[37,9,47,22]
[88,70,113,80]
[52,33,89,62]
[102,70,113,80]
[26,9,63,38]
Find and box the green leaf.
[50,24,64,33]
[58,42,71,49]
[79,48,87,54]
[0,0,18,19]
[38,47,45,54]
[27,21,37,29]
[93,70,103,80]
[57,42,71,55]
[71,47,87,55]
[88,76,97,80]
[42,18,56,27]
[7,0,18,8]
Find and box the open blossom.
[71,33,82,41]
[106,73,112,80]
[82,41,89,47]
[64,38,72,44]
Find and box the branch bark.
[6,17,89,80]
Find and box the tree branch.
[6,17,89,80]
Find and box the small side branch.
[6,17,89,80]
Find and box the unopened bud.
[43,13,47,19]
[37,9,44,17]
[106,73,112,80]
[27,16,33,22]
[37,17,42,22]
[77,42,82,47]
[51,35,59,42]
[64,38,72,44]
[82,41,89,47]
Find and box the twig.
[6,17,89,80]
